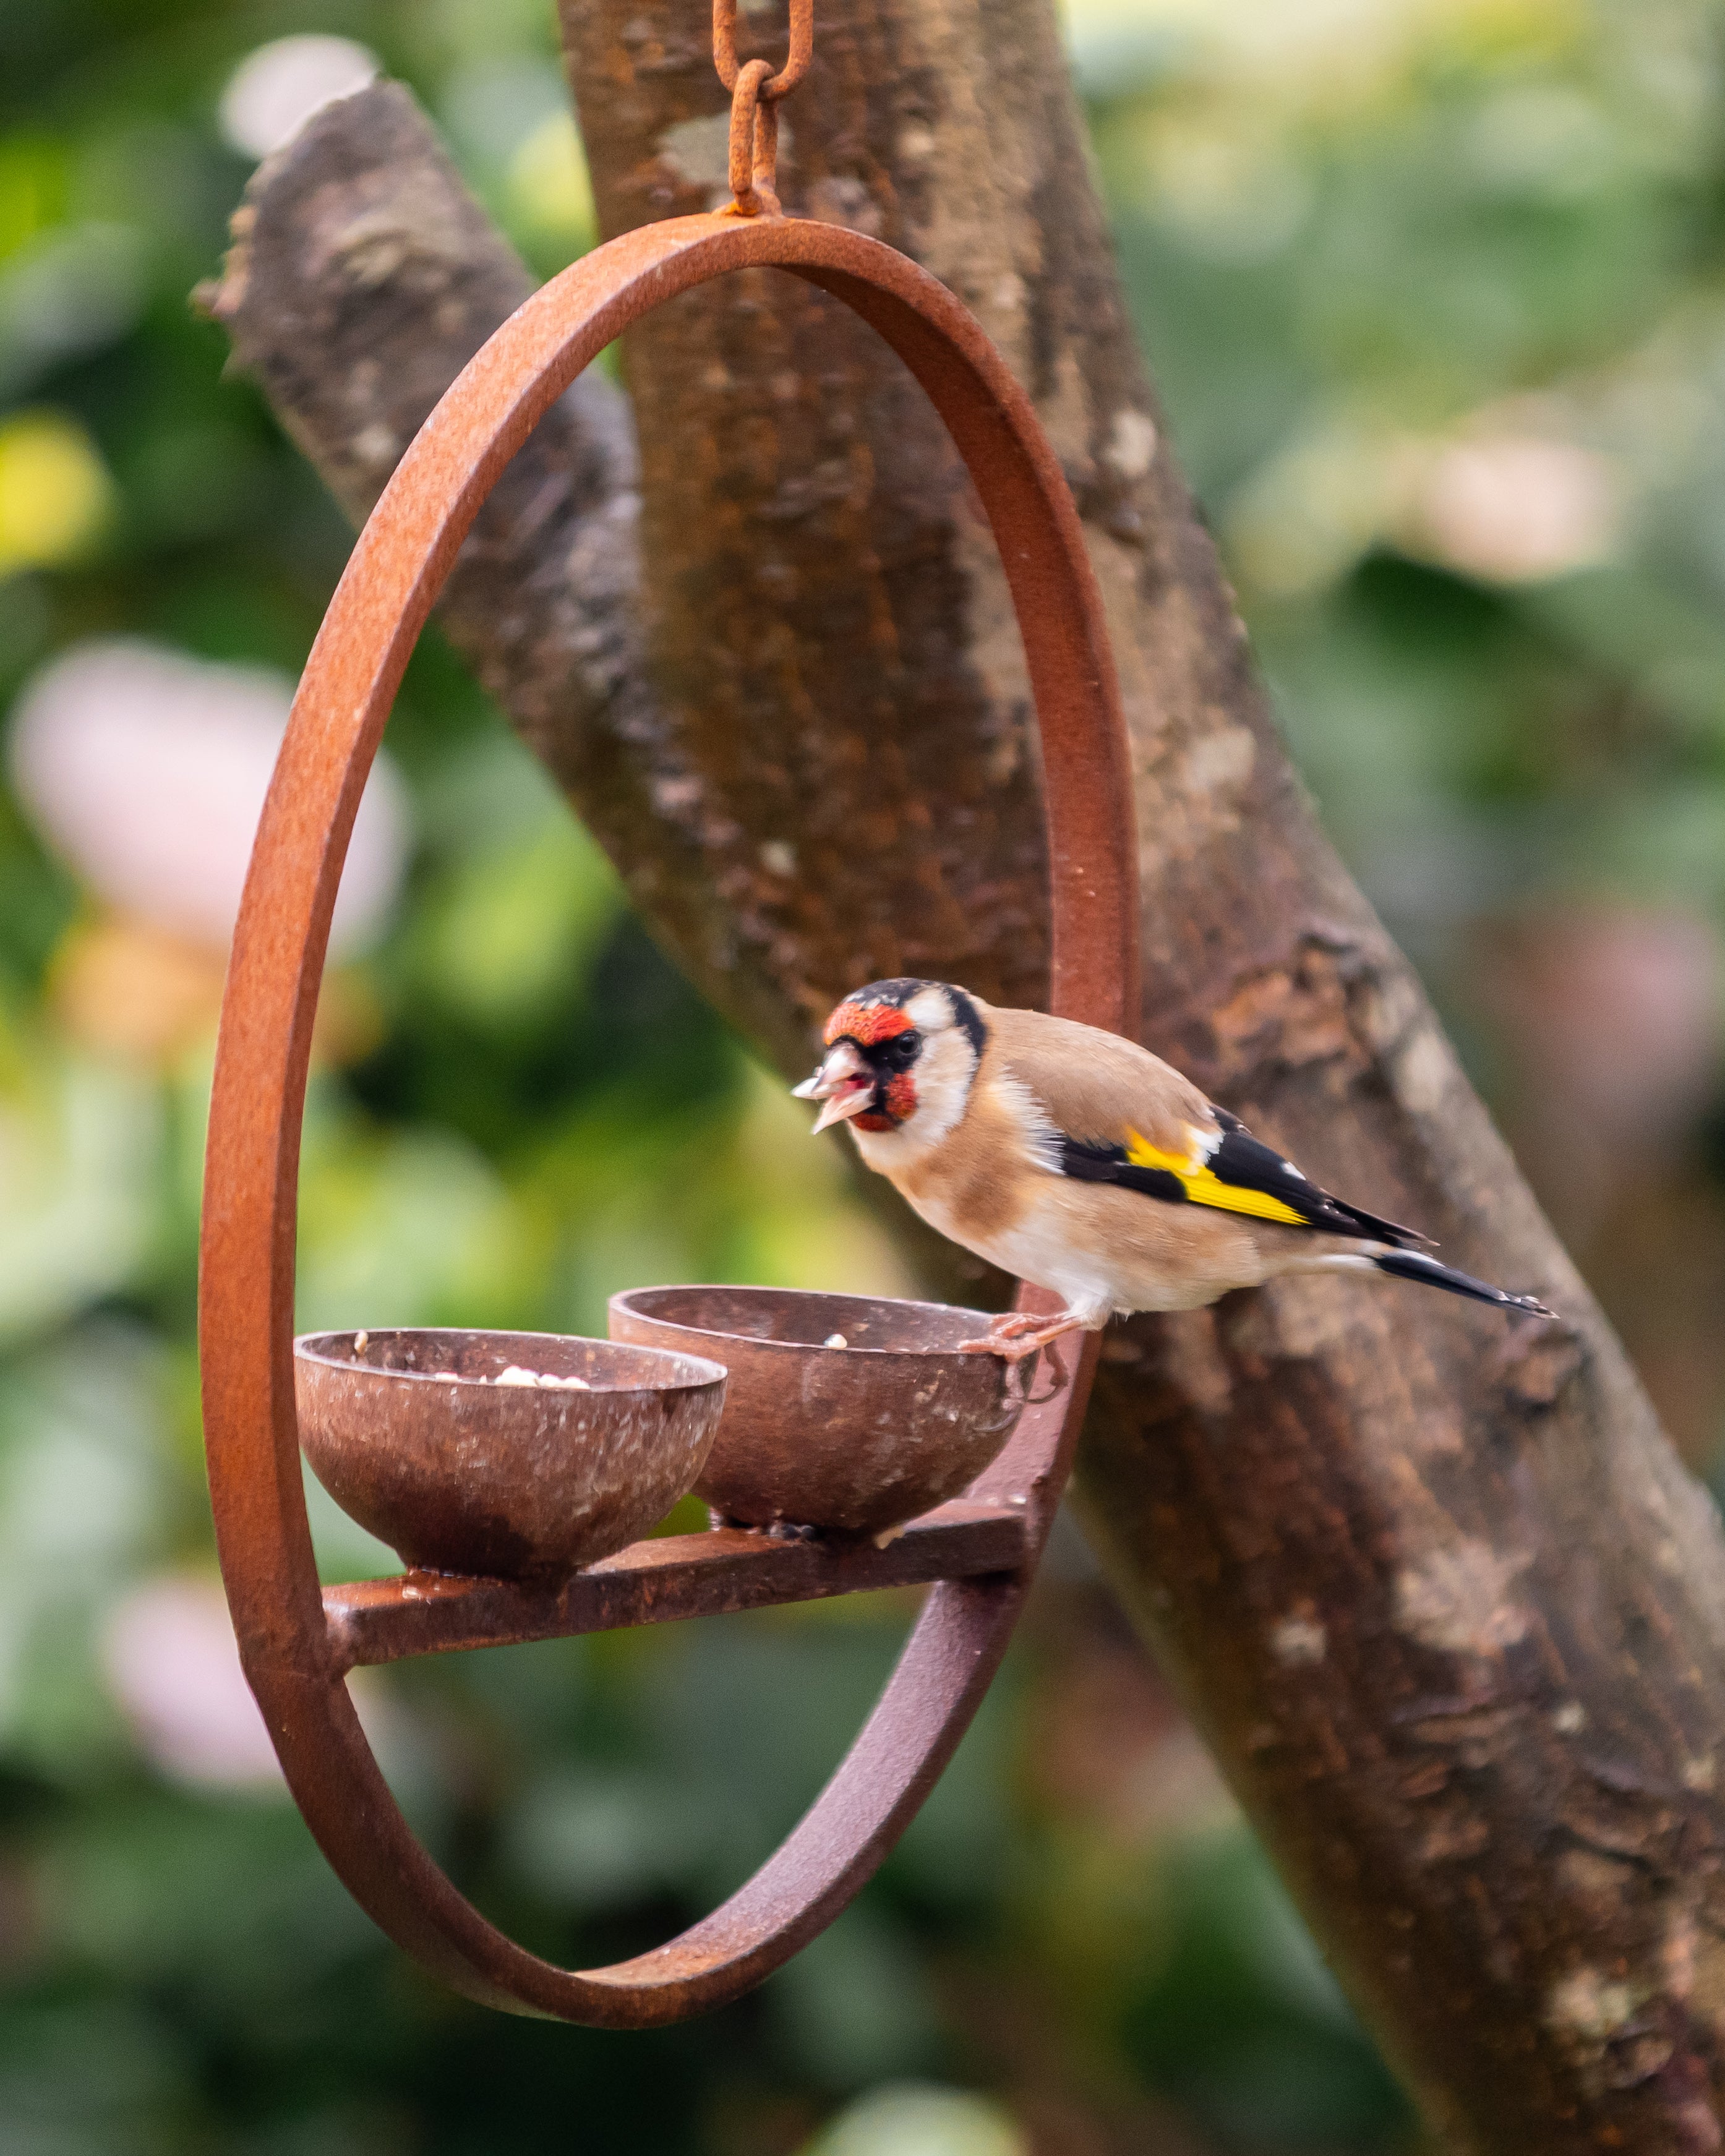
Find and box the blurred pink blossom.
[1414,432,1617,585]
[218,35,379,162]
[100,1573,283,1790]
[101,1570,421,1794]
[9,640,407,957]
[1477,907,1721,1147]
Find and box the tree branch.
[206,20,1725,2146]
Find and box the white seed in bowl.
[823,1333,848,1349]
[495,1364,589,1389]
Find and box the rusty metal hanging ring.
[199,210,1139,2028]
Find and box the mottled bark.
[205,8,1725,2144]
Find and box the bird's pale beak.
[791,1041,875,1132]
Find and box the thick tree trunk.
[203,2,1725,2141]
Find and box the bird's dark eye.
[876,1030,922,1072]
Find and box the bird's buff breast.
[890,1165,1269,1318]
[884,1170,1119,1319]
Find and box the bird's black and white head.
[792,979,987,1156]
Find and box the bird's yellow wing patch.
[1124,1127,1308,1226]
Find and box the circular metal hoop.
[199,210,1140,2026]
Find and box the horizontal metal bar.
[323,1499,1031,1671]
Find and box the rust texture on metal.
[712,0,810,215]
[711,0,811,98]
[197,210,1139,2024]
[325,1497,1029,1673]
[295,1329,726,1579]
[726,61,778,215]
[609,1286,1028,1534]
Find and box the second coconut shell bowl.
[296,1328,727,1578]
[607,1286,1028,1537]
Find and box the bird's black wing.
[1058,1109,1432,1247]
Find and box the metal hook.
[727,58,780,216]
[713,0,812,215]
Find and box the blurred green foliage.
[1088,0,1725,950]
[1,0,1723,2149]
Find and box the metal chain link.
[713,0,811,215]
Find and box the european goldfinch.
[794,978,1554,1362]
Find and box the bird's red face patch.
[855,1072,917,1131]
[820,998,920,1130]
[824,1000,915,1050]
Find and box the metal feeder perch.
[197,0,1139,2029]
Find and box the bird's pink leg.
[959,1309,1092,1364]
[969,1310,1050,1341]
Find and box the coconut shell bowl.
[607,1286,1030,1537]
[294,1328,728,1580]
